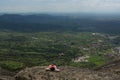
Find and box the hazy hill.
[0,14,120,33]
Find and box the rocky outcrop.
[1,58,120,80]
[15,66,120,80]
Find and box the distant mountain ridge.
[0,14,120,33]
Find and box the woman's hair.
[50,67,55,71]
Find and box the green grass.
[0,61,25,71]
[0,32,114,70]
[70,62,95,68]
[87,54,111,67]
[70,54,111,69]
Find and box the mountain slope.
[1,58,120,80]
[15,66,120,80]
[96,58,120,74]
[0,67,16,80]
[0,14,120,33]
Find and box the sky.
[0,0,120,13]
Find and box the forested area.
[0,14,120,33]
[0,31,115,71]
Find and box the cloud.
[0,0,120,13]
